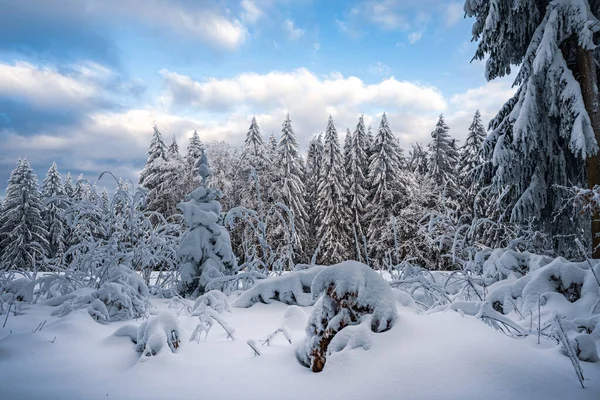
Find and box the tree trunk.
[577,47,600,258]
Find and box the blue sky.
[0,0,516,193]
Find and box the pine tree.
[465,0,600,255]
[408,142,428,175]
[64,172,75,199]
[345,116,369,261]
[316,116,352,264]
[100,188,110,215]
[139,125,170,219]
[427,114,459,199]
[365,113,409,266]
[458,110,487,211]
[41,162,67,260]
[184,130,204,193]
[305,134,324,258]
[343,128,352,171]
[162,136,186,218]
[0,159,49,271]
[239,116,270,214]
[178,149,236,297]
[275,114,308,262]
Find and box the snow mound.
[282,305,308,331]
[296,261,398,372]
[233,266,325,308]
[135,312,182,357]
[192,290,231,314]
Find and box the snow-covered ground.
[1,297,599,400]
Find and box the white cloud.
[158,67,448,151]
[283,18,305,40]
[446,76,517,142]
[241,0,263,24]
[0,62,519,190]
[408,31,422,44]
[0,62,100,108]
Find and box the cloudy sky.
[0,0,516,193]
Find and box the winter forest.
[2,1,600,399]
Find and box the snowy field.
[1,297,599,400]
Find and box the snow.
[1,299,599,400]
[233,266,325,307]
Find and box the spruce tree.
[427,114,459,199]
[185,130,204,193]
[316,116,352,264]
[305,134,324,258]
[276,114,308,261]
[408,142,428,175]
[343,128,352,171]
[178,150,236,297]
[458,110,487,210]
[345,115,369,261]
[365,113,409,266]
[41,162,67,261]
[0,159,49,271]
[139,125,169,219]
[465,0,600,255]
[239,116,270,214]
[163,136,186,218]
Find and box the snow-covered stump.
[296,261,398,372]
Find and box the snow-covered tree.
[343,128,352,168]
[459,110,486,189]
[345,115,370,261]
[275,114,308,261]
[64,172,75,200]
[41,162,67,260]
[239,117,270,214]
[408,142,428,175]
[162,136,186,218]
[457,110,487,214]
[427,114,459,199]
[139,125,170,219]
[184,130,204,193]
[365,113,410,266]
[100,188,110,215]
[178,150,237,297]
[316,116,352,264]
[0,159,49,271]
[465,0,600,256]
[305,134,324,258]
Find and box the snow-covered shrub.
[189,290,235,342]
[233,266,325,308]
[572,333,599,362]
[482,249,553,286]
[192,290,231,314]
[0,277,35,303]
[296,261,398,372]
[51,265,149,322]
[136,312,181,357]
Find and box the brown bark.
[577,47,600,258]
